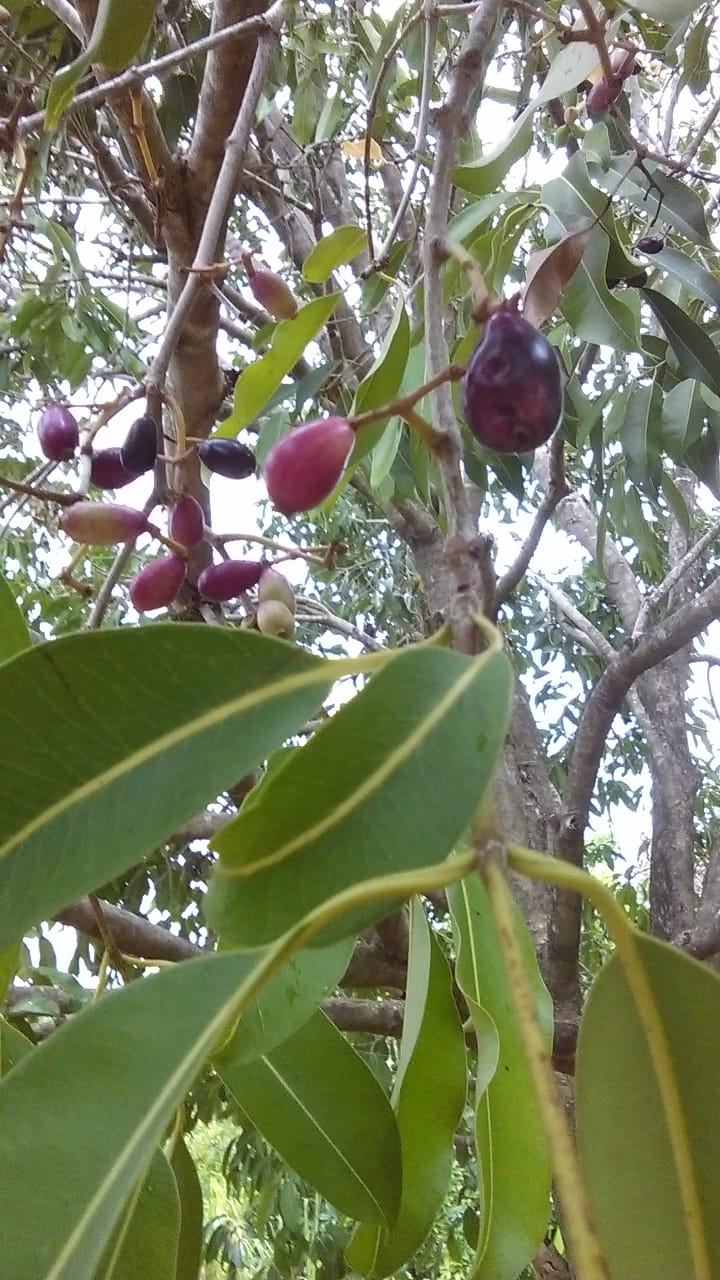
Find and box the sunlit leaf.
[45,0,158,129]
[303,226,368,283]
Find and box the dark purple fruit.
[37,404,79,461]
[60,501,148,545]
[263,417,355,515]
[90,447,139,489]
[169,494,205,548]
[129,555,185,612]
[120,415,158,475]
[461,310,563,454]
[197,559,264,601]
[586,76,623,116]
[197,438,257,480]
[636,236,664,255]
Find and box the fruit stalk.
[348,363,465,433]
[0,472,77,505]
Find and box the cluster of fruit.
[38,404,159,487]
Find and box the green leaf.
[590,157,712,247]
[95,1148,180,1280]
[448,874,552,1280]
[216,1008,402,1226]
[0,572,31,664]
[542,154,642,279]
[216,937,354,1067]
[557,229,640,351]
[0,1017,32,1077]
[0,948,268,1280]
[576,934,720,1280]
[627,0,701,22]
[650,246,720,310]
[168,1138,203,1280]
[619,381,663,489]
[45,0,158,130]
[660,471,690,537]
[661,379,707,460]
[205,646,514,948]
[219,294,341,435]
[303,226,368,283]
[349,298,410,464]
[346,898,466,1276]
[0,944,19,1004]
[0,626,336,953]
[643,288,720,395]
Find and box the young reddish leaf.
[523,224,592,329]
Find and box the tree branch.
[494,436,568,612]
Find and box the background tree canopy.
[1,1,720,1277]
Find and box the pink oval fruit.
[129,555,186,612]
[170,494,205,548]
[249,268,298,321]
[90,447,139,489]
[258,566,296,614]
[263,416,355,515]
[121,414,158,475]
[586,76,623,116]
[60,501,148,545]
[38,404,79,461]
[461,311,563,454]
[197,559,264,601]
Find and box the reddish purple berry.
[129,555,186,612]
[197,560,265,601]
[461,311,563,454]
[121,415,158,475]
[586,76,623,116]
[248,268,298,320]
[60,501,148,545]
[197,438,257,480]
[90,447,139,490]
[170,494,205,548]
[37,404,79,461]
[263,416,355,515]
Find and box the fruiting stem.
[210,529,335,567]
[348,363,464,435]
[149,523,188,557]
[0,472,76,505]
[477,840,609,1280]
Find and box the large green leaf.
[168,1138,203,1280]
[346,898,467,1276]
[0,571,31,663]
[649,246,720,310]
[589,158,712,248]
[94,1148,180,1280]
[349,298,410,464]
[303,226,368,283]
[216,1008,402,1226]
[448,874,552,1280]
[557,229,640,352]
[643,288,720,395]
[0,1016,32,1076]
[216,937,354,1066]
[0,948,266,1280]
[0,626,336,952]
[661,379,707,460]
[205,646,514,948]
[45,0,158,129]
[219,293,341,435]
[542,154,640,280]
[576,934,720,1280]
[617,381,663,490]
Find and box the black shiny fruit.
[37,404,79,461]
[636,236,664,255]
[461,311,563,453]
[121,415,158,475]
[197,438,257,480]
[90,447,139,489]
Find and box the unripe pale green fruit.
[60,501,148,545]
[258,566,296,614]
[257,599,295,640]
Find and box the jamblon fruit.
[169,495,205,548]
[197,560,264,601]
[263,417,355,515]
[90,447,139,489]
[461,311,563,454]
[37,404,79,461]
[198,438,257,480]
[60,501,148,545]
[130,555,186,612]
[121,415,158,475]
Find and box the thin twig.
[494,436,568,612]
[633,512,720,639]
[295,599,388,652]
[87,892,130,981]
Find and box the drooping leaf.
[346,898,466,1276]
[0,1017,32,1077]
[45,0,159,130]
[94,1148,180,1280]
[0,626,336,952]
[557,229,640,351]
[576,934,720,1280]
[523,224,592,329]
[205,646,514,948]
[303,226,368,283]
[643,288,720,395]
[649,246,720,310]
[216,1008,402,1226]
[0,948,268,1280]
[0,571,31,664]
[661,379,707,460]
[590,157,712,248]
[168,1138,203,1280]
[349,298,410,463]
[219,293,341,435]
[448,874,552,1280]
[618,380,663,490]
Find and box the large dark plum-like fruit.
[170,494,205,548]
[263,416,355,515]
[130,555,186,612]
[60,501,148,545]
[90,447,139,489]
[198,438,257,480]
[461,311,563,454]
[197,559,264,601]
[38,404,79,461]
[121,415,158,475]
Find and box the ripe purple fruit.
[60,501,148,545]
[263,416,355,515]
[37,404,79,461]
[129,555,186,612]
[120,415,158,475]
[257,599,295,640]
[636,236,664,255]
[258,566,296,614]
[90,447,139,489]
[248,268,298,321]
[461,310,563,454]
[198,438,257,480]
[169,494,205,548]
[586,76,623,116]
[197,559,264,601]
